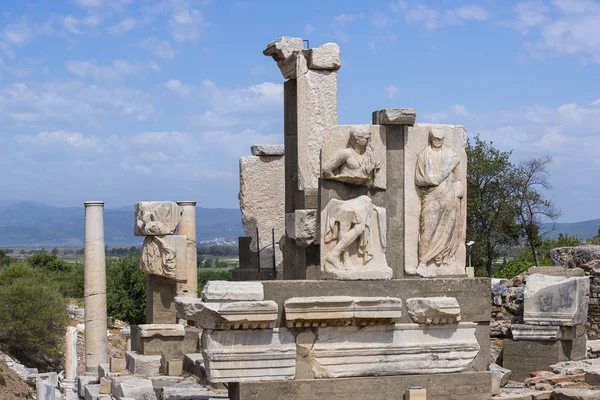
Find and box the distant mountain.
[542,219,600,240]
[0,201,243,246]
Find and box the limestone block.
[98,363,109,379]
[125,352,161,377]
[110,357,126,373]
[162,384,227,400]
[140,235,187,282]
[404,124,467,278]
[524,274,589,326]
[77,376,99,398]
[202,328,296,383]
[175,297,278,329]
[550,245,600,269]
[511,324,562,341]
[239,152,285,270]
[321,125,386,189]
[99,378,111,394]
[406,297,461,324]
[405,388,426,400]
[308,43,340,70]
[321,196,392,280]
[263,36,304,62]
[134,201,182,236]
[551,388,600,399]
[373,108,417,125]
[250,145,284,156]
[84,384,110,400]
[201,281,264,302]
[166,359,183,376]
[138,324,185,338]
[284,296,402,327]
[111,376,156,400]
[296,323,479,378]
[489,363,512,386]
[285,210,317,247]
[584,366,600,385]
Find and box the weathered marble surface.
[511,324,562,341]
[202,328,296,383]
[250,144,284,156]
[296,323,479,378]
[523,274,589,326]
[308,43,340,70]
[140,235,187,282]
[404,124,467,278]
[201,281,264,302]
[137,324,185,338]
[406,297,461,324]
[134,201,182,236]
[284,296,402,327]
[175,297,278,329]
[285,210,317,247]
[372,108,417,125]
[239,151,285,271]
[321,125,386,189]
[321,196,391,280]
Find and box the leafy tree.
[0,250,11,267]
[587,226,600,245]
[28,253,71,272]
[466,136,520,277]
[51,248,59,255]
[203,258,213,268]
[514,156,561,266]
[0,263,68,371]
[198,269,232,293]
[106,252,146,324]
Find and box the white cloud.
[165,79,193,96]
[16,131,99,149]
[73,0,104,8]
[392,3,490,31]
[386,85,398,99]
[512,0,600,63]
[142,37,176,60]
[3,22,33,46]
[304,24,315,36]
[108,17,136,35]
[334,13,364,24]
[65,59,149,81]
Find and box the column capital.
[84,201,104,207]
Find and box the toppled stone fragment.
[308,43,340,70]
[134,201,182,236]
[406,297,461,324]
[524,274,589,326]
[175,297,278,329]
[201,281,264,302]
[373,108,417,125]
[263,36,304,62]
[490,363,512,387]
[250,144,284,156]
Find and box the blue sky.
[0,0,599,222]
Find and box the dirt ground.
[0,360,33,400]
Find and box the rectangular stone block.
[511,324,562,341]
[111,376,156,400]
[308,43,340,70]
[372,108,417,125]
[524,274,589,326]
[125,351,161,377]
[228,371,492,400]
[201,281,264,302]
[405,388,427,400]
[134,201,182,236]
[175,297,278,329]
[77,375,99,398]
[138,324,185,338]
[146,274,177,324]
[166,359,183,376]
[110,357,126,373]
[250,145,284,156]
[202,328,296,383]
[285,210,317,247]
[99,378,111,394]
[84,384,110,400]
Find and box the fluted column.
[84,201,108,373]
[177,201,198,297]
[65,326,78,380]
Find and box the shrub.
[106,252,146,325]
[0,265,68,371]
[493,260,533,279]
[198,269,232,293]
[28,253,71,272]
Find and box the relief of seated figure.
[322,129,379,187]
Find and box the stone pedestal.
[83,201,108,373]
[146,275,177,324]
[177,201,198,297]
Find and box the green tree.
[466,136,520,277]
[28,253,71,272]
[514,156,561,266]
[0,250,11,267]
[106,252,146,324]
[0,263,68,371]
[51,248,59,255]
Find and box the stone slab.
[125,352,161,377]
[406,297,461,324]
[511,324,563,341]
[138,324,185,338]
[551,388,600,399]
[201,281,264,302]
[372,108,417,125]
[176,297,278,329]
[250,144,284,156]
[111,376,156,400]
[77,375,99,398]
[85,384,110,400]
[228,371,492,400]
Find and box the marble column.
[177,201,198,297]
[83,201,108,373]
[65,326,78,380]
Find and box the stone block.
[98,378,111,394]
[131,324,186,361]
[372,108,417,125]
[202,328,296,383]
[138,324,185,338]
[284,296,402,327]
[285,210,317,247]
[489,363,512,386]
[134,201,182,236]
[551,388,600,399]
[125,351,161,376]
[584,366,600,385]
[228,371,492,400]
[166,359,183,376]
[201,281,264,302]
[524,274,589,326]
[175,297,278,329]
[250,144,284,156]
[84,384,110,400]
[512,324,563,341]
[97,363,109,379]
[77,375,99,398]
[110,357,126,373]
[296,323,479,378]
[141,235,188,281]
[263,36,304,62]
[146,274,178,324]
[406,297,461,324]
[405,388,427,400]
[162,381,228,399]
[111,376,156,400]
[308,43,340,70]
[550,245,600,269]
